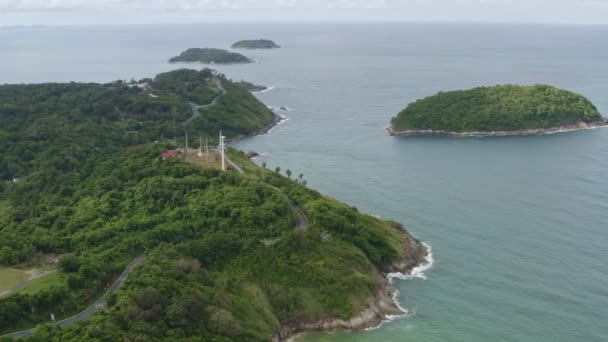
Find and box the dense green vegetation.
[391,84,603,132]
[169,48,252,64]
[191,79,276,138]
[231,40,280,49]
[0,68,275,181]
[0,71,419,341]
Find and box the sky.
[1,0,608,26]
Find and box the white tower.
[198,137,203,157]
[220,131,226,171]
[185,130,189,155]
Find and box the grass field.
[0,266,29,293]
[14,271,64,296]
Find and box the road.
[182,77,226,127]
[1,255,147,339]
[222,153,308,232]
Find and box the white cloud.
[1,0,607,24]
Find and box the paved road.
[1,255,147,339]
[182,77,226,127]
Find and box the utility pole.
[198,137,203,157]
[173,109,176,145]
[185,129,189,156]
[205,138,209,156]
[220,131,225,171]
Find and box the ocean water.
[2,22,608,342]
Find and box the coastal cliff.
[272,224,429,341]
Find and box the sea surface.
[1,22,608,342]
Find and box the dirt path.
[0,269,57,298]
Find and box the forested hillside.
[0,71,424,341]
[0,68,275,181]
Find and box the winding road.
[182,77,226,127]
[1,255,147,339]
[222,153,308,232]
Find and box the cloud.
[0,0,302,12]
[1,0,607,24]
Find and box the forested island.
[231,39,280,49]
[389,84,608,137]
[169,48,252,64]
[0,69,428,340]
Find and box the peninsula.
[232,39,280,49]
[0,69,428,341]
[169,48,252,64]
[388,84,608,137]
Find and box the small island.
[169,48,252,64]
[388,84,608,137]
[231,39,280,49]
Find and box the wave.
[363,242,434,330]
[253,86,276,94]
[387,242,434,281]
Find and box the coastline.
[386,120,608,137]
[272,225,431,342]
[225,112,286,143]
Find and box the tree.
[262,162,266,169]
[58,254,81,273]
[299,174,304,181]
[286,169,292,179]
[275,167,281,174]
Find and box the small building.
[161,149,178,160]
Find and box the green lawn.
[0,266,29,293]
[14,271,63,296]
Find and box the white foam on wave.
[387,242,434,281]
[364,289,416,331]
[363,243,433,331]
[254,86,276,94]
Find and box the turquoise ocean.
[1,22,607,342]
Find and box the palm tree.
[275,167,281,174]
[299,173,304,181]
[286,169,292,179]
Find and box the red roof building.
[162,149,178,160]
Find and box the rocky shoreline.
[226,112,286,143]
[272,224,430,342]
[386,120,608,137]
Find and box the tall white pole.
[198,137,203,157]
[220,131,225,171]
[185,130,189,155]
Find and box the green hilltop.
[0,69,425,340]
[169,48,252,64]
[231,39,280,49]
[390,84,604,133]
